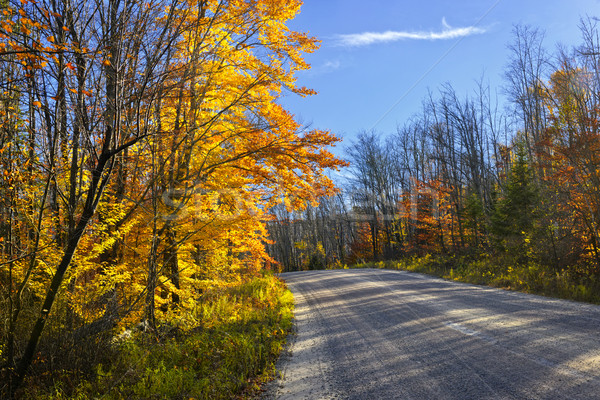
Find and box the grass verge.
[23,274,294,399]
[351,254,600,304]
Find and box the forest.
[0,0,344,397]
[267,20,600,302]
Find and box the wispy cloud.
[305,60,342,76]
[336,18,487,47]
[323,60,341,71]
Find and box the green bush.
[24,274,294,400]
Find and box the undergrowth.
[21,274,294,399]
[352,254,600,304]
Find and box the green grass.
[23,274,294,399]
[351,254,600,304]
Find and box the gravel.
[263,268,600,400]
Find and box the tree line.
[268,18,600,285]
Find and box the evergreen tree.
[491,143,539,254]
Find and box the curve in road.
[265,268,600,400]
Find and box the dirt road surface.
[264,269,600,399]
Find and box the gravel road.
[264,268,600,400]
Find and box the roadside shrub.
[21,274,294,400]
[351,254,600,305]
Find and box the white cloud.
[336,18,487,47]
[323,60,341,70]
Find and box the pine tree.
[491,142,539,254]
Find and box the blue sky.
[281,0,600,151]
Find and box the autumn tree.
[539,17,600,271]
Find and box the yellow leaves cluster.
[0,0,343,334]
[135,0,338,314]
